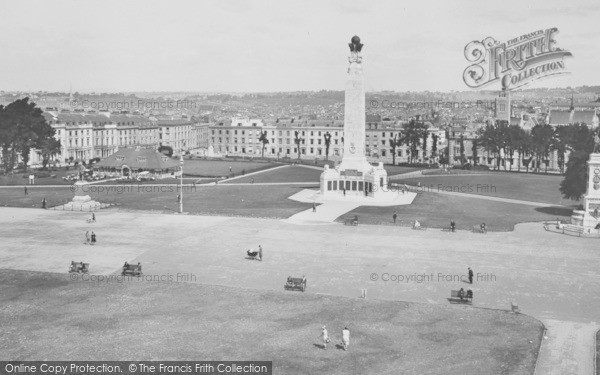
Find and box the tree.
[421,131,428,162]
[294,131,303,160]
[559,124,594,200]
[158,145,173,157]
[403,119,428,164]
[0,98,55,173]
[39,138,62,170]
[459,134,466,164]
[431,133,439,163]
[258,130,269,158]
[389,133,405,165]
[531,124,554,173]
[323,131,332,160]
[471,138,478,165]
[515,130,532,172]
[551,126,572,174]
[560,150,590,200]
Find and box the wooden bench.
[121,263,142,276]
[449,289,473,303]
[69,261,89,274]
[562,225,584,236]
[344,216,358,226]
[284,276,307,292]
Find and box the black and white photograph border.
[1,1,599,375]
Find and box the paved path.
[534,320,598,375]
[0,207,598,373]
[284,201,361,224]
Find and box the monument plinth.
[571,153,600,229]
[319,36,388,198]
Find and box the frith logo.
[463,28,572,90]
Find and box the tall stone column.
[338,42,370,172]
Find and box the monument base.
[53,181,111,211]
[320,162,389,199]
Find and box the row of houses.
[26,111,211,166]
[20,98,600,173]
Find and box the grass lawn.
[224,166,321,184]
[339,192,572,231]
[0,167,80,186]
[383,165,422,175]
[0,184,312,218]
[182,159,278,177]
[396,173,576,207]
[0,269,543,375]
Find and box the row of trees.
[474,121,593,175]
[0,98,61,172]
[472,120,596,200]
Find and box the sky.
[1,0,599,93]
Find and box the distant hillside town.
[1,88,600,174]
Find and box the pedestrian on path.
[90,232,96,245]
[24,186,28,195]
[318,326,330,349]
[42,198,46,209]
[312,202,316,212]
[85,231,90,245]
[343,188,346,196]
[468,267,474,284]
[258,245,263,261]
[341,327,350,351]
[393,212,397,224]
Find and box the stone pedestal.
[320,163,389,198]
[571,153,600,229]
[55,181,110,212]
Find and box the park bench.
[561,225,585,237]
[121,263,142,276]
[284,276,307,292]
[449,289,473,304]
[344,216,359,226]
[69,261,89,274]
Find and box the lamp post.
[179,155,184,213]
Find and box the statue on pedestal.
[593,130,600,153]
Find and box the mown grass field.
[396,173,575,207]
[340,192,571,232]
[0,269,544,375]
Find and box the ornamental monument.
[571,133,600,230]
[320,36,388,198]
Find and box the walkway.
[0,208,598,373]
[284,189,417,225]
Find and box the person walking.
[319,326,330,349]
[24,186,28,195]
[90,232,96,245]
[258,245,263,262]
[468,267,474,284]
[343,187,346,196]
[42,198,46,209]
[92,213,96,222]
[312,202,316,213]
[392,212,397,224]
[341,327,350,351]
[85,231,90,245]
